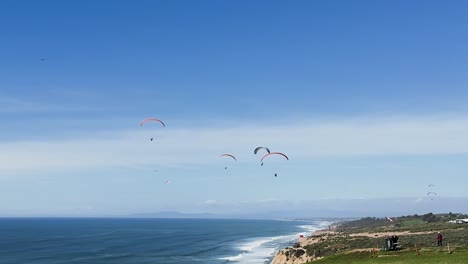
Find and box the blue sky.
[1,0,468,217]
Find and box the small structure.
[448,218,468,224]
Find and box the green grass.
[310,249,468,264]
[290,215,468,263]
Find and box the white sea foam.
[219,236,286,263]
[220,232,307,263]
[219,220,336,263]
[298,222,328,234]
[219,253,245,261]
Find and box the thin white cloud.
[1,114,468,173]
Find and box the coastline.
[270,213,468,264]
[270,226,334,264]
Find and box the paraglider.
[139,117,165,141]
[254,147,271,166]
[220,154,237,171]
[427,192,437,200]
[427,184,437,200]
[260,152,289,177]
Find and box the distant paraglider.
[427,184,437,200]
[220,154,237,170]
[427,192,437,200]
[260,152,289,177]
[140,117,165,141]
[254,147,271,166]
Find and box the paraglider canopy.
[139,118,166,127]
[260,152,289,162]
[220,154,237,161]
[427,192,437,200]
[254,147,271,155]
[260,152,288,177]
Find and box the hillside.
[271,213,468,264]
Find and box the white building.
[448,218,468,224]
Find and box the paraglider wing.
[139,118,166,127]
[254,147,271,155]
[427,191,437,200]
[260,152,289,162]
[220,154,237,161]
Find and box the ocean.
[0,218,330,264]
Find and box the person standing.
[437,232,443,246]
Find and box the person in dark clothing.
[392,235,399,250]
[437,232,443,246]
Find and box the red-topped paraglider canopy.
[139,118,166,127]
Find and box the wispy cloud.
[1,114,468,173]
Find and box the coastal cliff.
[270,231,328,264]
[270,213,468,264]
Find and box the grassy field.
[288,214,468,263]
[311,249,468,264]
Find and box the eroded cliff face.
[270,232,328,264]
[270,247,316,264]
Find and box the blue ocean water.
[0,218,330,264]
